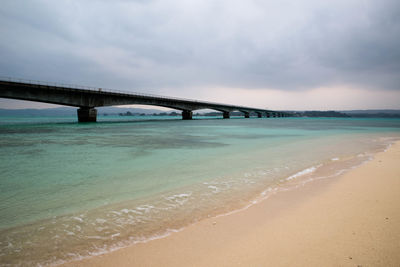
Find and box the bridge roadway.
[0,79,289,122]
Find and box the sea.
[0,114,399,266]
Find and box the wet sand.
[63,141,400,267]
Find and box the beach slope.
[65,141,400,267]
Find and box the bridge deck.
[0,78,289,122]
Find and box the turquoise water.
[0,116,399,266]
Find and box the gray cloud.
[0,0,399,95]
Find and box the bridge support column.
[77,107,97,122]
[182,110,193,120]
[244,112,250,118]
[257,112,262,118]
[223,111,230,119]
[266,113,270,118]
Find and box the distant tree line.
[345,113,400,118]
[291,111,350,117]
[290,111,400,118]
[117,111,180,116]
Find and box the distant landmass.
[341,109,400,114]
[291,111,350,117]
[290,110,400,118]
[0,107,399,118]
[341,110,400,118]
[0,107,164,116]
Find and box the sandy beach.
[63,141,400,267]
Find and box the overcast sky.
[0,0,399,110]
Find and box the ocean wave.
[164,192,192,206]
[285,165,322,181]
[207,185,220,193]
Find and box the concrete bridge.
[0,78,290,122]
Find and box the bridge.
[0,78,290,122]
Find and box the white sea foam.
[64,230,75,236]
[115,208,142,215]
[95,218,107,224]
[384,142,393,152]
[73,217,83,222]
[286,165,321,181]
[95,226,108,232]
[135,205,155,213]
[260,187,278,197]
[208,185,220,193]
[111,233,120,238]
[231,154,376,220]
[87,236,105,240]
[165,193,192,205]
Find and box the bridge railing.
[0,76,274,112]
[0,76,175,99]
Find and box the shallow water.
[0,116,399,266]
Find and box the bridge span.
[0,78,290,122]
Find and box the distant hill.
[285,110,400,118]
[341,109,400,114]
[340,110,400,118]
[290,111,350,117]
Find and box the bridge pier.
[266,113,270,118]
[257,112,262,118]
[182,110,193,120]
[77,107,97,122]
[223,111,230,119]
[243,112,250,118]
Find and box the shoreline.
[62,141,400,266]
